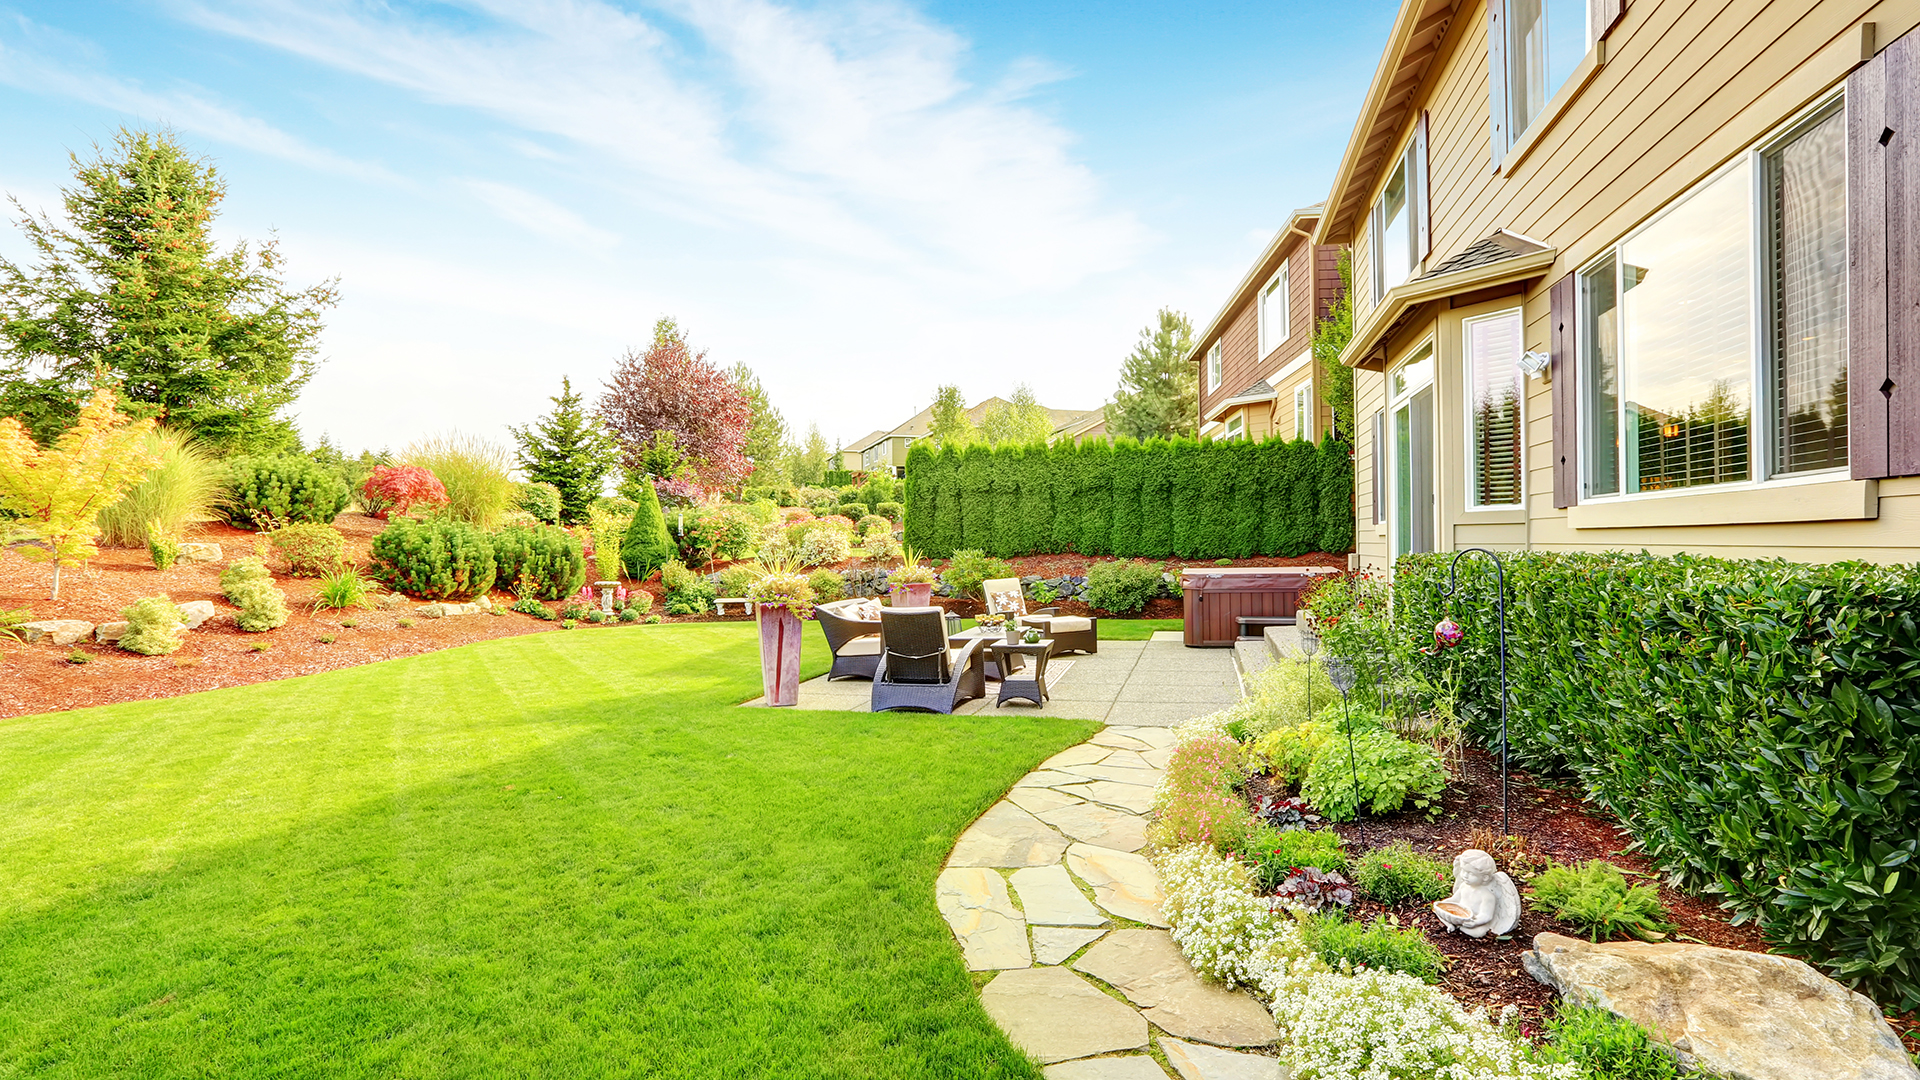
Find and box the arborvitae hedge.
[903,435,1355,559]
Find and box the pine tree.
[0,129,336,451]
[620,478,678,581]
[1106,309,1197,441]
[729,363,789,485]
[510,376,622,524]
[788,424,830,486]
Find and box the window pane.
[1378,160,1410,292]
[1769,106,1849,474]
[1509,0,1587,138]
[1263,271,1287,354]
[1467,312,1524,506]
[1582,255,1620,495]
[1620,159,1752,492]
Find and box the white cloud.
[176,0,1147,290]
[461,179,618,249]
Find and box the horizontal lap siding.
[1375,0,1920,562]
[1204,302,1259,418]
[1355,368,1390,571]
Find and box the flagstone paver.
[1033,927,1107,965]
[1089,730,1153,751]
[1073,931,1277,1047]
[1044,1056,1178,1080]
[1013,865,1107,927]
[1042,744,1116,770]
[949,802,1071,868]
[1037,801,1150,853]
[1016,769,1098,788]
[981,967,1150,1064]
[1009,786,1089,816]
[1096,749,1153,770]
[1060,762,1166,787]
[1066,844,1168,927]
[936,867,1029,970]
[1075,780,1158,815]
[1160,1037,1288,1080]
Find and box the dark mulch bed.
[1244,746,1781,1035]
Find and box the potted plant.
[888,545,939,608]
[746,558,815,707]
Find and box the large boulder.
[19,619,93,646]
[1523,932,1920,1080]
[179,600,217,629]
[176,542,222,562]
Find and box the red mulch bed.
[1246,748,1920,1051]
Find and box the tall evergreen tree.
[788,424,830,486]
[729,362,789,485]
[621,477,678,581]
[0,129,336,450]
[510,376,621,523]
[926,384,976,449]
[978,384,1054,447]
[1106,309,1196,442]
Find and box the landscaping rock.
[980,966,1148,1064]
[1159,1037,1286,1080]
[1044,1056,1174,1080]
[19,619,93,646]
[948,802,1070,868]
[94,621,129,644]
[176,542,222,562]
[1522,932,1920,1080]
[1012,865,1106,927]
[179,600,217,629]
[935,866,1029,971]
[1033,927,1106,965]
[1040,744,1114,770]
[1037,802,1149,853]
[1065,844,1167,927]
[1071,931,1275,1047]
[1060,762,1164,787]
[417,600,487,619]
[1089,730,1152,751]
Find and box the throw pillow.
[986,588,1026,616]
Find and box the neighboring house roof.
[1312,0,1459,247]
[846,398,1101,458]
[1340,229,1558,370]
[1185,205,1324,366]
[841,429,889,454]
[1205,379,1278,423]
[1051,409,1108,440]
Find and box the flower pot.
[757,604,804,706]
[1004,625,1020,644]
[889,582,934,607]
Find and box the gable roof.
[1204,379,1279,423]
[1185,206,1324,365]
[1313,0,1460,246]
[842,429,890,454]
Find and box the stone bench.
[714,597,754,616]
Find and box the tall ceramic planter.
[890,582,934,607]
[758,604,804,706]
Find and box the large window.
[1371,147,1419,300]
[1260,263,1290,358]
[1207,341,1222,393]
[1579,95,1847,498]
[1465,310,1524,506]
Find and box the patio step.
[1263,623,1305,662]
[1232,639,1271,681]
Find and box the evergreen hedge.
[1390,551,1920,1009]
[903,436,1354,560]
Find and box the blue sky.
[0,1,1399,457]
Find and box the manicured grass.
[0,623,1096,1078]
[1097,618,1181,640]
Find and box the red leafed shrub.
[362,465,448,517]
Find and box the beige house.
[1188,207,1346,443]
[838,398,1101,475]
[1319,0,1920,571]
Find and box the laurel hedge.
[902,436,1353,560]
[1388,550,1920,1010]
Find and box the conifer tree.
[510,376,621,524]
[1106,309,1197,441]
[926,385,976,450]
[620,477,678,581]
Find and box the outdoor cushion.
[1025,615,1092,633]
[837,636,883,656]
[983,578,1026,616]
[843,599,883,622]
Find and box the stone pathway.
[937,725,1288,1079]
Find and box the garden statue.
[1432,849,1520,938]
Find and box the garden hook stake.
[1438,548,1513,836]
[1325,657,1358,818]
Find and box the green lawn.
[0,623,1096,1078]
[954,617,1180,641]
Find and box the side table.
[987,639,1053,706]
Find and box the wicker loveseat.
[814,597,885,680]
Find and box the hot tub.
[1180,567,1339,647]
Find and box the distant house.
[836,398,1101,476]
[1186,206,1346,443]
[1318,0,1920,570]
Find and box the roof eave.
[1184,206,1325,366]
[1338,247,1559,369]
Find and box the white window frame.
[1387,338,1437,561]
[1259,262,1290,359]
[1206,341,1222,393]
[1293,381,1313,442]
[1370,139,1423,302]
[1489,0,1597,157]
[1225,413,1245,442]
[1576,90,1848,504]
[1462,307,1526,511]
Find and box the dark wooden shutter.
[1550,272,1579,507]
[1591,0,1626,42]
[1487,0,1508,167]
[1415,111,1432,261]
[1850,26,1920,479]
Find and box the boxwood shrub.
[372,517,497,600]
[223,455,350,528]
[491,524,585,601]
[1388,551,1920,1009]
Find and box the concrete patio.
[746,631,1243,727]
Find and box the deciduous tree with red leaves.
[361,464,447,518]
[598,318,752,497]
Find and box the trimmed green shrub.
[492,524,586,601]
[660,560,717,615]
[222,455,349,528]
[874,500,904,523]
[515,481,562,524]
[942,549,1014,601]
[822,468,853,487]
[1241,824,1347,892]
[119,595,188,655]
[990,445,1021,557]
[1300,712,1447,823]
[1352,841,1453,905]
[371,517,497,600]
[621,479,677,581]
[268,523,345,576]
[147,532,179,571]
[1303,913,1446,982]
[1386,551,1920,1007]
[1317,437,1355,554]
[1531,860,1669,943]
[808,568,846,602]
[1137,438,1172,558]
[716,564,758,597]
[226,577,289,632]
[1082,559,1164,614]
[1077,439,1112,557]
[220,555,272,593]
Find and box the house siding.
[1345,0,1920,570]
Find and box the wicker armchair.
[983,576,1099,656]
[814,598,884,680]
[871,607,985,714]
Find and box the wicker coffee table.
[986,639,1053,707]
